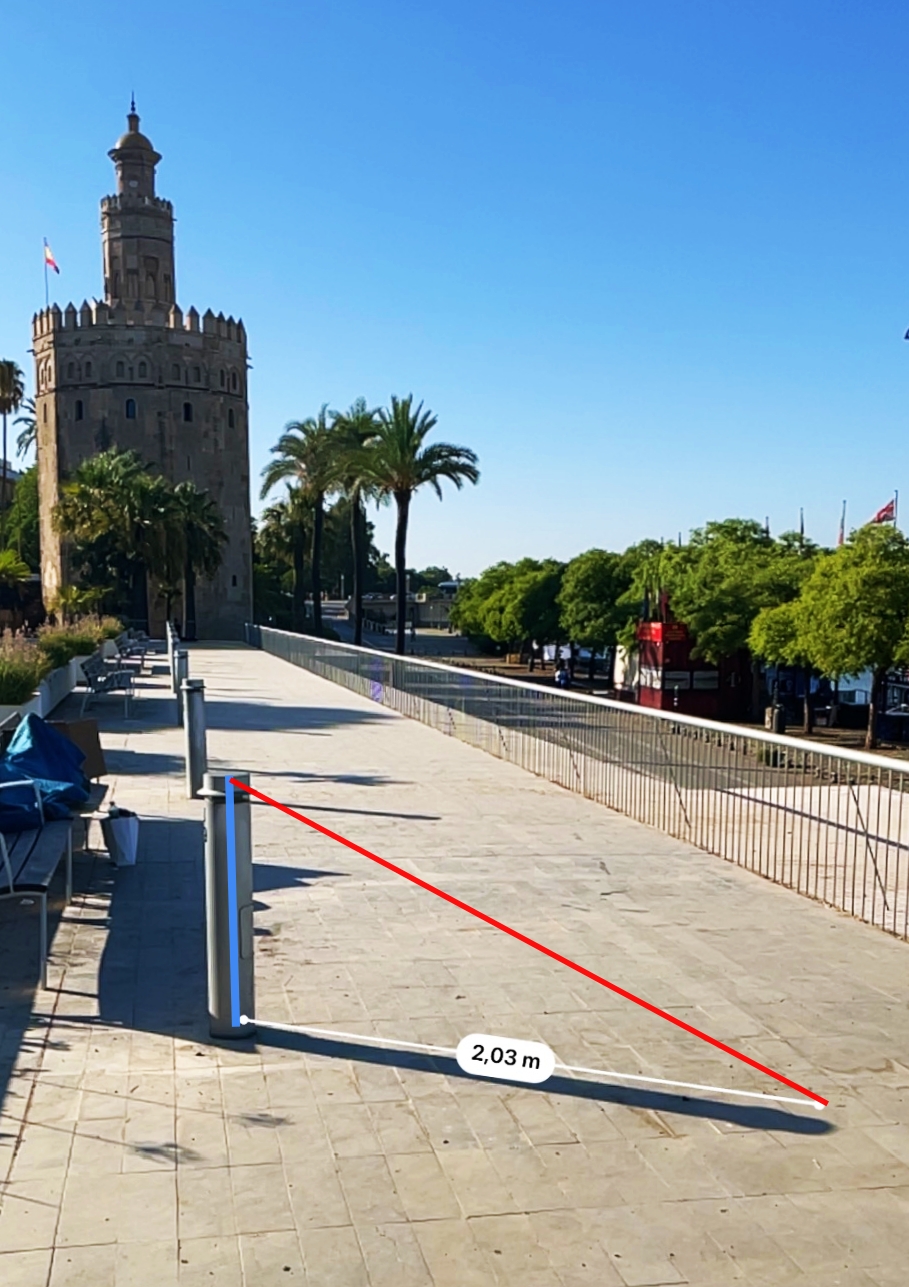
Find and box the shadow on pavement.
[96,818,208,1035]
[253,862,347,893]
[203,702,391,733]
[257,1027,835,1137]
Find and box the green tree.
[749,600,815,732]
[5,465,39,570]
[261,407,338,637]
[0,361,25,543]
[54,448,176,631]
[363,395,479,654]
[173,481,228,641]
[647,520,818,717]
[559,549,630,681]
[258,490,310,629]
[797,525,909,749]
[331,398,382,646]
[452,559,563,657]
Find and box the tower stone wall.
[33,107,251,639]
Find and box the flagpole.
[43,240,48,309]
[896,490,900,530]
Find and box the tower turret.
[101,101,176,306]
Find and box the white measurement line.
[244,1018,825,1111]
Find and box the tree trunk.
[351,489,365,647]
[866,667,887,751]
[311,493,324,636]
[750,656,763,722]
[394,491,410,655]
[183,559,197,642]
[131,563,149,635]
[292,525,306,631]
[1,411,7,547]
[802,665,813,734]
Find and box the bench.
[0,779,73,988]
[79,652,135,717]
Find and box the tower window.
[67,362,75,379]
[171,364,180,380]
[220,369,225,387]
[138,361,147,378]
[183,402,193,423]
[116,361,125,377]
[193,366,201,382]
[231,372,238,391]
[232,575,237,587]
[228,409,235,429]
[75,400,84,421]
[85,361,92,378]
[43,404,47,422]
[125,398,137,419]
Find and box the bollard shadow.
[256,1027,835,1137]
[253,862,346,893]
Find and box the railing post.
[183,678,207,798]
[202,772,255,1038]
[174,649,189,725]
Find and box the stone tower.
[33,104,252,639]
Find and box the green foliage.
[36,617,124,669]
[0,632,51,705]
[647,520,818,663]
[798,526,909,680]
[14,397,37,460]
[749,600,807,667]
[0,550,31,587]
[452,559,563,649]
[5,466,39,570]
[558,549,630,649]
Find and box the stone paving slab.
[0,642,908,1285]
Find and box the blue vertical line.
[225,775,241,1026]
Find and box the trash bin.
[100,806,140,867]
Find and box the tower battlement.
[100,193,174,215]
[32,303,246,342]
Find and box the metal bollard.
[183,678,208,798]
[174,649,189,724]
[201,772,255,1038]
[167,625,176,685]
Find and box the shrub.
[0,633,51,705]
[35,616,123,669]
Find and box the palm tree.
[173,482,228,640]
[54,448,176,632]
[364,395,479,654]
[14,396,37,461]
[331,398,382,646]
[0,361,25,544]
[261,406,338,637]
[259,489,310,629]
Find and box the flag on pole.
[837,500,846,547]
[43,240,59,274]
[870,498,896,524]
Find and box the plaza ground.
[0,643,907,1285]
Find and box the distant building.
[31,105,252,637]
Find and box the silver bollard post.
[167,625,176,686]
[183,678,208,798]
[174,649,189,725]
[202,772,255,1038]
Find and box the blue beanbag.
[0,714,90,830]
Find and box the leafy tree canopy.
[452,559,564,648]
[558,549,630,650]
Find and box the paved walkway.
[1,643,908,1286]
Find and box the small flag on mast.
[837,500,846,547]
[870,497,896,524]
[43,240,59,274]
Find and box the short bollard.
[202,772,255,1038]
[183,678,207,798]
[174,649,189,724]
[167,624,177,686]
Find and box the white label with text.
[455,1032,555,1085]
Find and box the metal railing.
[248,625,909,939]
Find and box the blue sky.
[3,1,909,575]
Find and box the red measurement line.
[232,778,828,1108]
